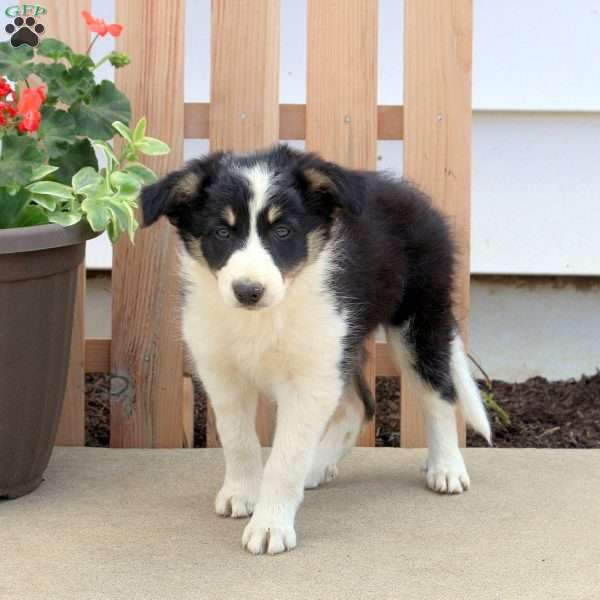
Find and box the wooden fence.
[52,0,472,450]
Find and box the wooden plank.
[184,103,403,141]
[85,338,110,372]
[56,265,86,445]
[378,105,404,140]
[206,402,219,448]
[35,0,90,447]
[376,342,398,377]
[402,0,472,447]
[279,103,305,140]
[306,0,378,446]
[208,0,280,447]
[84,338,400,377]
[111,0,185,448]
[182,377,195,448]
[26,0,90,48]
[210,0,279,152]
[183,348,194,377]
[183,102,210,140]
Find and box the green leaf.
[132,117,147,143]
[36,39,73,62]
[92,140,119,170]
[38,106,77,158]
[0,42,33,81]
[81,196,111,232]
[30,192,57,211]
[81,190,139,242]
[15,205,49,227]
[33,62,66,97]
[48,210,82,227]
[71,81,131,140]
[0,188,31,229]
[122,162,157,185]
[27,181,74,199]
[0,135,45,188]
[72,167,102,194]
[69,53,95,70]
[135,136,170,156]
[110,171,141,195]
[112,121,132,142]
[36,63,95,105]
[49,137,98,185]
[31,164,60,181]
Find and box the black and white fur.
[141,145,491,555]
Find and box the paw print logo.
[5,16,45,48]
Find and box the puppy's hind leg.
[387,321,472,494]
[304,376,369,489]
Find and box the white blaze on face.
[217,165,286,309]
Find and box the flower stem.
[93,54,110,71]
[86,33,100,56]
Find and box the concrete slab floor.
[1,448,599,600]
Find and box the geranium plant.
[0,11,169,241]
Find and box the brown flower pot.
[0,222,97,499]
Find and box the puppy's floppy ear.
[140,153,224,227]
[299,156,365,216]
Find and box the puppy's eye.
[214,226,230,239]
[274,225,291,239]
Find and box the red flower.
[0,77,13,99]
[17,86,46,114]
[18,109,42,133]
[15,85,46,133]
[0,101,17,118]
[81,10,123,37]
[0,100,18,127]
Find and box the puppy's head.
[141,144,363,310]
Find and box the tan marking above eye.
[267,205,281,224]
[223,207,236,226]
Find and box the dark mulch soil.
[86,372,600,449]
[85,374,110,447]
[468,374,600,448]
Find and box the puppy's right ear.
[140,153,223,227]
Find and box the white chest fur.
[180,247,348,392]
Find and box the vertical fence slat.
[306,0,378,446]
[111,0,185,448]
[207,0,280,446]
[210,0,279,153]
[182,377,194,448]
[37,0,90,447]
[402,0,472,447]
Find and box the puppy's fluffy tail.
[451,335,492,444]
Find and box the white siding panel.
[472,112,600,275]
[474,0,600,111]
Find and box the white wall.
[470,277,600,381]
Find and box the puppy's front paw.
[424,451,470,494]
[242,513,297,555]
[215,484,258,518]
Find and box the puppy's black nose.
[233,280,265,305]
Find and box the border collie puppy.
[141,144,491,555]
